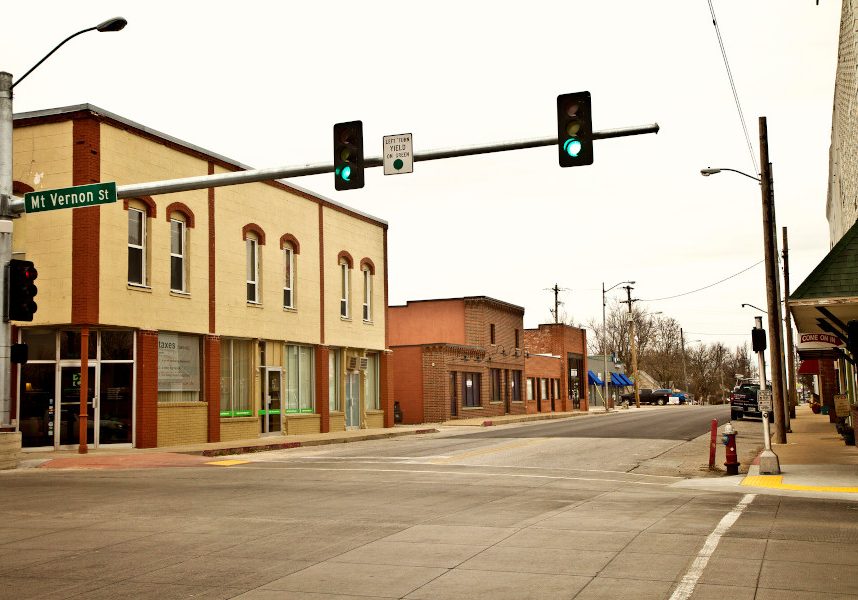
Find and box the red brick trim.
[315,346,330,433]
[165,202,196,228]
[208,163,216,334]
[122,196,157,218]
[205,335,221,442]
[359,257,375,275]
[242,223,266,245]
[136,330,158,448]
[71,118,100,325]
[319,205,325,345]
[12,181,33,195]
[383,229,389,349]
[279,233,301,253]
[337,250,354,269]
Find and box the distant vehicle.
[730,381,774,421]
[620,388,672,405]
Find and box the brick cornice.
[337,250,354,269]
[165,201,196,228]
[123,196,157,218]
[279,233,300,253]
[359,257,376,275]
[242,223,266,244]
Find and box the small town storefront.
[16,328,135,449]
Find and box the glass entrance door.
[262,367,282,434]
[59,366,95,447]
[345,372,360,429]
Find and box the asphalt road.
[1,405,856,600]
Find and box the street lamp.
[741,302,768,314]
[0,17,127,442]
[699,125,789,444]
[602,280,634,412]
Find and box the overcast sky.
[3,1,842,350]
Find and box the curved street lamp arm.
[12,26,98,89]
[701,167,761,183]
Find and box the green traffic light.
[563,138,582,157]
[339,165,351,182]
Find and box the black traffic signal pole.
[7,122,659,210]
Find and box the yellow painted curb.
[741,474,858,493]
[206,459,250,467]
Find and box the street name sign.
[383,134,413,175]
[24,182,117,214]
[757,389,773,412]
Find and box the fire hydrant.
[722,422,739,475]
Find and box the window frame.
[283,245,295,309]
[127,207,147,286]
[220,338,254,418]
[247,235,260,304]
[362,267,372,322]
[286,344,315,414]
[463,372,481,408]
[511,370,522,402]
[340,260,350,318]
[169,217,187,293]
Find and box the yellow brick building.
[11,105,391,450]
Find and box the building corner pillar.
[136,330,158,448]
[381,351,394,428]
[205,335,221,443]
[315,346,330,433]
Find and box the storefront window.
[101,330,133,360]
[59,330,96,360]
[286,345,314,413]
[21,329,55,361]
[366,353,379,410]
[329,349,341,412]
[158,333,201,403]
[220,338,253,417]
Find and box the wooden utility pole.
[759,116,788,444]
[551,284,561,324]
[622,285,640,408]
[782,227,798,419]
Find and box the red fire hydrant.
[722,422,739,475]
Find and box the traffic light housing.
[751,327,767,353]
[7,259,38,322]
[333,121,364,191]
[557,91,593,167]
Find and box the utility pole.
[549,283,562,324]
[755,316,781,474]
[782,226,798,420]
[681,327,689,401]
[622,285,640,408]
[759,117,787,444]
[0,73,12,430]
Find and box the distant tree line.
[587,301,755,403]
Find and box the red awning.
[798,359,820,375]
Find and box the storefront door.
[345,371,360,429]
[262,367,283,435]
[58,365,95,447]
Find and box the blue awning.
[587,370,603,386]
[610,373,624,386]
[620,374,633,386]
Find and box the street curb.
[193,427,440,458]
[443,410,619,428]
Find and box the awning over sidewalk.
[587,370,603,386]
[610,373,632,386]
[799,359,820,375]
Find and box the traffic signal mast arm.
[6,122,658,211]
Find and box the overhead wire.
[707,0,759,175]
[639,260,763,302]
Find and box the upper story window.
[489,323,496,345]
[338,261,348,319]
[283,245,295,309]
[362,268,372,322]
[246,234,259,303]
[128,208,146,286]
[514,329,520,349]
[170,217,186,292]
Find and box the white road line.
[231,465,678,486]
[669,493,756,600]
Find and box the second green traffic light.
[333,121,364,191]
[557,92,593,167]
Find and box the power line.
[639,260,763,302]
[707,0,759,175]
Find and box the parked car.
[620,388,672,405]
[730,382,774,421]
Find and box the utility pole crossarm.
[7,122,660,211]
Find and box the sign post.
[754,316,780,474]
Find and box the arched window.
[125,198,156,287]
[169,213,188,293]
[339,257,351,318]
[246,232,260,304]
[360,257,375,323]
[280,234,300,309]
